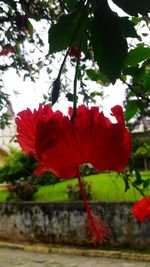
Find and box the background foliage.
[0,0,149,125]
[0,147,59,185]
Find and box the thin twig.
[120,76,150,103]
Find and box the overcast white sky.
[2,64,127,116]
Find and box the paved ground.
[0,248,149,267]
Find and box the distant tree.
[0,147,59,185]
[132,136,150,170]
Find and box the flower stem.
[71,49,81,121]
[58,47,70,79]
[71,31,83,121]
[77,167,100,240]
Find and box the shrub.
[0,147,36,184]
[34,172,59,186]
[66,179,93,200]
[80,164,97,176]
[0,146,59,185]
[7,178,37,201]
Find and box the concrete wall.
[0,201,149,248]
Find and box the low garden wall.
[0,201,149,248]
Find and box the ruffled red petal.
[15,108,37,157]
[16,104,131,178]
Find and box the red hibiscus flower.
[69,46,82,58]
[16,104,131,178]
[132,196,150,223]
[16,104,131,244]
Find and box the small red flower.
[69,46,82,58]
[16,104,131,244]
[0,47,16,56]
[132,196,150,223]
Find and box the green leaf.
[65,0,78,10]
[123,66,139,76]
[126,45,150,66]
[134,170,143,186]
[66,92,78,102]
[48,3,88,54]
[27,19,34,35]
[89,91,100,97]
[121,172,130,192]
[66,93,73,102]
[86,69,104,81]
[120,17,139,39]
[90,0,128,83]
[51,77,61,106]
[124,178,130,192]
[112,0,150,16]
[80,33,89,58]
[144,70,150,90]
[143,178,150,189]
[131,17,143,25]
[86,69,110,86]
[125,100,138,120]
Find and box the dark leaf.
[80,33,89,59]
[131,17,143,25]
[143,178,150,189]
[112,0,150,16]
[66,92,78,102]
[134,170,143,185]
[90,91,103,97]
[123,177,130,192]
[66,92,73,101]
[51,78,61,106]
[86,69,103,81]
[48,3,88,54]
[138,100,147,114]
[142,33,148,37]
[27,19,34,35]
[123,66,139,76]
[65,0,78,10]
[90,0,128,83]
[86,69,110,86]
[126,45,150,66]
[125,100,138,120]
[143,70,150,90]
[120,17,139,39]
[127,90,136,98]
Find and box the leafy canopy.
[0,0,150,124]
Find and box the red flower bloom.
[0,47,16,56]
[132,196,150,223]
[69,46,82,58]
[16,104,131,178]
[16,104,131,244]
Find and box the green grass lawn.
[34,171,150,202]
[0,172,150,202]
[0,190,9,202]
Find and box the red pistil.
[77,167,110,244]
